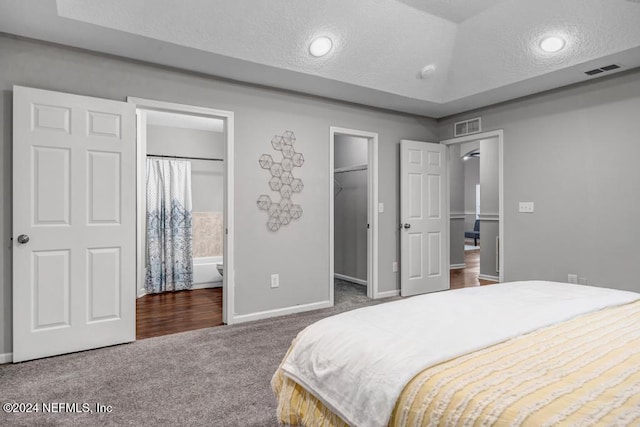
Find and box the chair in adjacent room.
[465,219,480,246]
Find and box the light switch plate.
[270,274,279,288]
[519,202,534,213]
[378,203,384,213]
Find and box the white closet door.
[12,86,136,362]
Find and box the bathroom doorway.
[329,127,379,303]
[130,98,234,339]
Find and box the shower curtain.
[145,159,194,294]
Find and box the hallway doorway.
[450,249,497,289]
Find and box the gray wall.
[448,144,465,266]
[147,125,224,212]
[334,135,368,281]
[439,68,640,291]
[0,35,437,355]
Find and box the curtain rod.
[147,154,224,162]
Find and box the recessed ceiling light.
[539,36,565,53]
[309,36,333,57]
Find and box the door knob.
[403,223,411,229]
[17,234,29,244]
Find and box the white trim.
[232,300,332,324]
[450,263,466,270]
[136,283,220,299]
[329,130,335,307]
[496,235,500,274]
[479,274,500,282]
[135,110,148,299]
[191,282,222,290]
[449,215,465,220]
[127,97,235,324]
[335,273,368,287]
[376,289,400,298]
[479,214,499,221]
[330,127,379,300]
[0,352,13,364]
[441,129,504,283]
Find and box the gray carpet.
[0,281,394,426]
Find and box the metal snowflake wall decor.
[257,130,304,231]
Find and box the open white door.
[13,86,136,362]
[400,140,449,297]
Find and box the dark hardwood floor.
[450,247,497,289]
[136,288,223,340]
[137,248,494,339]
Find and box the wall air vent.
[585,64,621,76]
[454,117,481,137]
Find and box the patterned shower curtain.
[145,159,194,294]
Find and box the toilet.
[216,263,224,277]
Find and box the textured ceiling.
[1,0,639,117]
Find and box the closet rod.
[147,154,223,162]
[334,165,368,174]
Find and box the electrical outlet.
[568,274,578,284]
[392,262,398,273]
[270,274,279,288]
[578,277,588,285]
[518,202,535,213]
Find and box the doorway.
[129,97,235,337]
[329,127,379,304]
[442,130,504,285]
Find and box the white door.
[13,86,136,362]
[400,140,449,297]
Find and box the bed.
[272,281,640,426]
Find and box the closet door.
[12,86,136,362]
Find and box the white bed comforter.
[280,281,640,427]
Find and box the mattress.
[272,282,640,426]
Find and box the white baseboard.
[450,263,466,270]
[231,300,333,324]
[376,289,400,298]
[192,282,222,290]
[0,352,13,364]
[334,273,367,287]
[137,282,222,298]
[479,274,500,282]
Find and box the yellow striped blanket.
[272,300,640,426]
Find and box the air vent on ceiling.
[585,64,621,76]
[454,117,481,137]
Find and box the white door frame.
[440,129,504,282]
[127,97,236,324]
[329,127,379,302]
